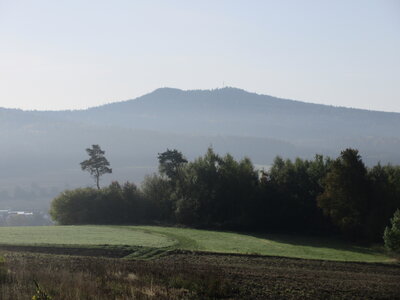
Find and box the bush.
[50,182,146,225]
[50,188,100,225]
[383,209,400,252]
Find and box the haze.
[1,0,399,112]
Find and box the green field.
[0,226,174,248]
[0,225,392,263]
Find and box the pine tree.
[80,145,112,189]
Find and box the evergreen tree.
[80,145,112,189]
[157,149,187,181]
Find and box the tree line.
[50,146,400,245]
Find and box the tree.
[265,155,332,232]
[173,148,260,228]
[80,144,112,189]
[141,174,174,221]
[366,164,398,241]
[157,149,187,181]
[317,148,370,239]
[383,209,400,252]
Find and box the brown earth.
[0,246,399,299]
[0,244,133,258]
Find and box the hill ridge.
[92,87,394,115]
[2,87,398,115]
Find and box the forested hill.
[35,87,400,163]
[39,87,400,140]
[1,87,400,209]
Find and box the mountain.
[1,87,400,210]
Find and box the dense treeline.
[50,182,147,225]
[50,148,400,242]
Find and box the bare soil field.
[0,246,399,299]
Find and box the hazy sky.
[1,0,399,112]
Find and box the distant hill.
[1,87,399,210]
[35,87,400,140]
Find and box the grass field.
[0,225,393,263]
[0,225,175,247]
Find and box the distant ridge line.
[1,87,399,115]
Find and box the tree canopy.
[317,149,370,238]
[50,147,400,244]
[80,144,112,189]
[157,149,187,181]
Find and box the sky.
[0,0,399,112]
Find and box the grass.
[133,226,391,263]
[0,225,393,263]
[0,225,174,248]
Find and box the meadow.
[0,225,392,262]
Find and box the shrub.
[50,182,146,225]
[49,188,100,225]
[383,209,400,252]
